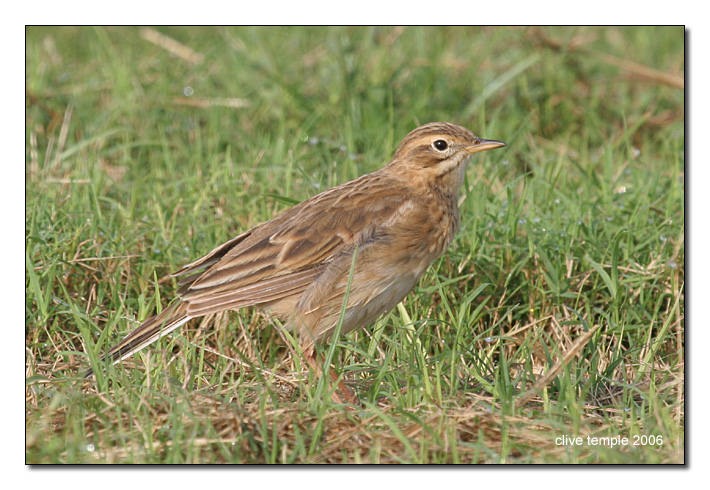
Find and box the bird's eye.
[433,140,448,151]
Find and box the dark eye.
[433,139,448,151]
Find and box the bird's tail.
[84,302,190,378]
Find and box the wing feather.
[174,171,410,311]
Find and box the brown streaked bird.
[88,122,505,403]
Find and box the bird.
[87,122,505,403]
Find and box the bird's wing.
[174,171,410,317]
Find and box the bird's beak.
[465,139,506,155]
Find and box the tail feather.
[84,302,190,378]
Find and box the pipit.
[88,122,505,403]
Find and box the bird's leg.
[303,346,359,405]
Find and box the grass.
[25,26,684,464]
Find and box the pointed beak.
[464,138,506,155]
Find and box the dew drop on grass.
[484,337,493,343]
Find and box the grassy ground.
[25,26,684,464]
